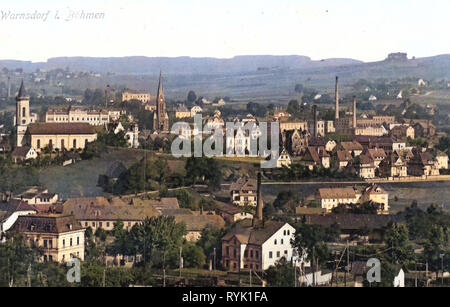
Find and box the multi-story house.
[230,177,258,207]
[299,146,330,170]
[317,184,389,213]
[436,152,449,170]
[12,214,85,263]
[355,155,376,179]
[378,154,408,178]
[340,141,364,157]
[222,220,298,272]
[407,150,440,176]
[366,148,387,168]
[63,196,160,231]
[284,129,309,156]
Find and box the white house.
[222,220,306,272]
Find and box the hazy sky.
[1,0,449,62]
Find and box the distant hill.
[0,55,363,75]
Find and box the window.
[244,250,248,258]
[37,139,41,149]
[226,247,229,256]
[85,222,88,227]
[281,239,284,245]
[49,239,53,249]
[49,139,53,149]
[274,239,277,245]
[62,239,65,248]
[99,222,102,228]
[233,263,237,269]
[61,139,65,149]
[269,251,273,259]
[43,239,47,248]
[233,249,236,258]
[250,250,254,258]
[284,250,288,255]
[73,139,77,148]
[277,251,280,258]
[70,238,73,247]
[77,237,80,245]
[106,222,110,227]
[256,251,259,259]
[22,107,26,117]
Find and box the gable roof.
[12,215,83,234]
[27,123,95,135]
[12,146,34,158]
[63,197,160,221]
[222,220,287,245]
[174,214,225,231]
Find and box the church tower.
[15,80,32,147]
[153,72,169,132]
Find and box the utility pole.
[179,246,182,278]
[346,240,350,287]
[441,254,445,286]
[312,246,315,287]
[249,269,252,287]
[213,248,216,272]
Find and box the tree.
[196,225,226,268]
[0,234,42,287]
[265,258,295,287]
[129,216,186,267]
[182,244,206,268]
[423,225,447,271]
[293,222,331,265]
[287,100,300,116]
[384,224,415,264]
[187,91,197,104]
[185,157,222,189]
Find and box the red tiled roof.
[27,123,95,135]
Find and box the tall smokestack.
[335,76,339,120]
[313,105,317,137]
[353,96,357,129]
[7,76,10,99]
[256,172,263,223]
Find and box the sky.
[0,0,449,62]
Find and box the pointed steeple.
[16,79,28,100]
[157,70,164,99]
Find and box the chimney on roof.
[353,96,357,129]
[335,76,339,120]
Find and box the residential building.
[413,121,436,138]
[11,146,37,162]
[62,197,160,231]
[366,148,387,167]
[175,105,191,119]
[340,141,364,156]
[279,121,308,133]
[230,177,257,207]
[216,202,254,223]
[12,215,85,263]
[122,90,151,104]
[436,152,449,170]
[337,150,353,169]
[174,214,226,242]
[378,154,408,178]
[407,150,440,176]
[276,149,292,168]
[45,106,112,126]
[356,155,376,179]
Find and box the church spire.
[16,79,28,100]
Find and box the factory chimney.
[7,76,11,99]
[353,96,357,129]
[335,76,339,119]
[312,105,318,137]
[253,172,264,226]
